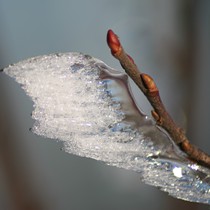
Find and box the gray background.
[0,0,210,210]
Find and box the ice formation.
[3,52,210,204]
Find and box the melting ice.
[3,52,210,204]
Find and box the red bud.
[126,54,135,64]
[107,29,121,54]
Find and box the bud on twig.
[126,54,135,64]
[107,29,121,55]
[141,73,158,93]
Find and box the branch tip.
[107,29,121,55]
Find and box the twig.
[107,29,210,168]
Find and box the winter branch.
[107,29,210,168]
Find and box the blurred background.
[0,0,210,209]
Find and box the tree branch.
[107,29,210,168]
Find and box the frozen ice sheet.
[3,52,210,204]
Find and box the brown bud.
[151,110,163,125]
[141,73,158,92]
[179,140,192,154]
[126,54,135,64]
[107,29,121,55]
[151,110,160,121]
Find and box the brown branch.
[107,29,210,168]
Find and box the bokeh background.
[0,0,210,210]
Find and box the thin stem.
[107,29,210,168]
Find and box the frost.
[3,52,210,204]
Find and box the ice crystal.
[3,52,210,204]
